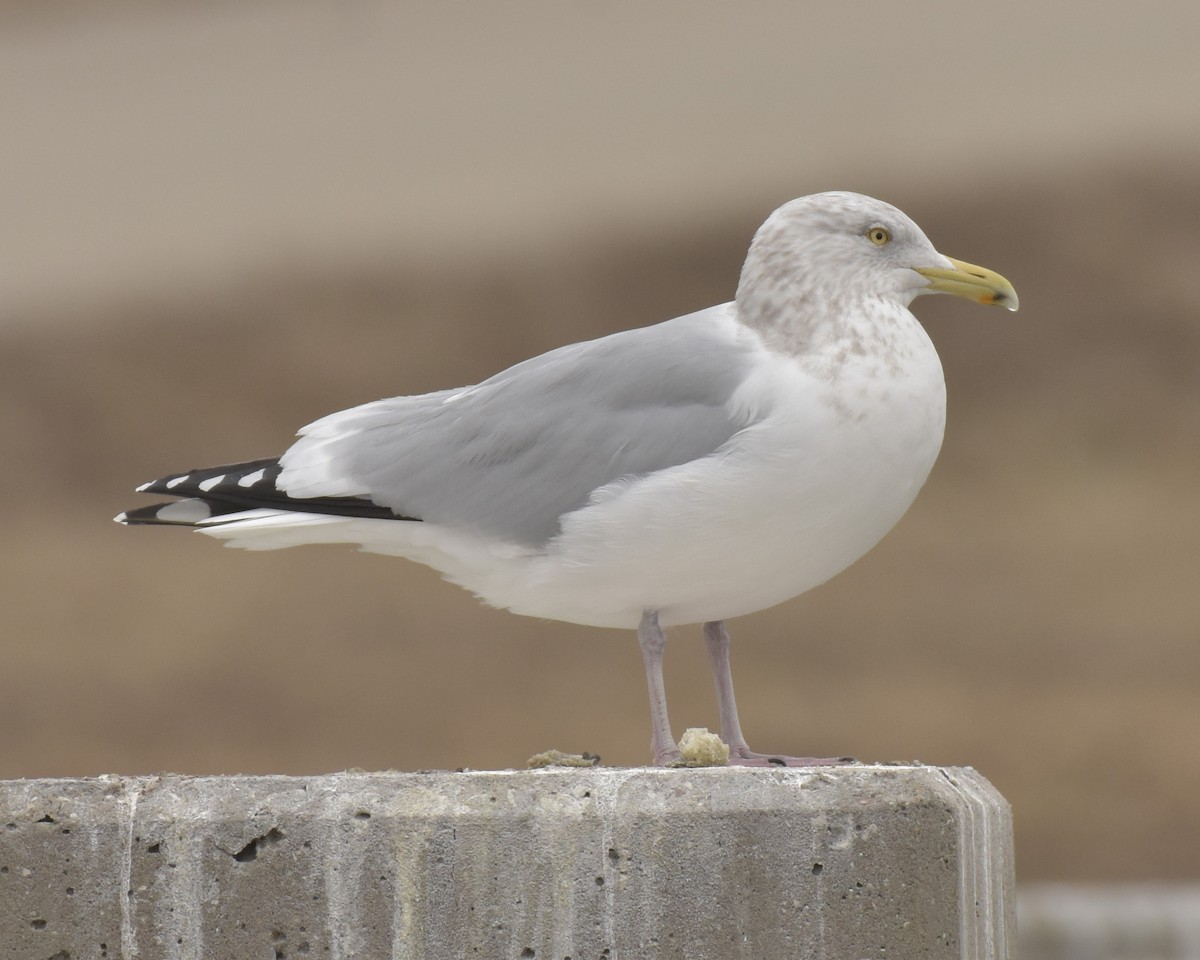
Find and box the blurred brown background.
[2,1,1198,884]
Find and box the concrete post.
[0,765,1013,959]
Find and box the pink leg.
[638,610,682,765]
[703,621,855,767]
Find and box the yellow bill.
[916,257,1018,311]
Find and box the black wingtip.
[135,458,281,499]
[117,457,417,525]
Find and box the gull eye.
[867,226,891,246]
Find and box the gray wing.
[278,305,758,545]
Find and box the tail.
[115,458,413,528]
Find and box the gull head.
[735,192,1017,344]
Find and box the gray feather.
[283,308,758,545]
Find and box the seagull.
[116,192,1017,766]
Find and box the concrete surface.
[0,765,1013,959]
[1019,884,1200,960]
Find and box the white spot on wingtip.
[157,500,212,523]
[135,482,152,493]
[113,512,128,524]
[197,475,225,493]
[165,475,189,490]
[238,468,267,488]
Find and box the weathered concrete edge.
[1,764,1015,960]
[933,766,1017,960]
